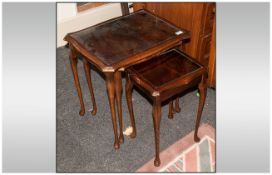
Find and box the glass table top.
[129,49,202,88]
[67,10,188,66]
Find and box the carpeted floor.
[56,46,216,172]
[137,124,215,172]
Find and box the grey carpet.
[56,46,216,172]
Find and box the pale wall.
[57,3,123,47]
[57,3,77,22]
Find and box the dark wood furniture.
[125,49,207,167]
[133,2,216,87]
[120,3,129,15]
[64,10,190,149]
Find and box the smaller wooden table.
[64,10,190,149]
[125,49,207,166]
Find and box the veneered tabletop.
[64,9,191,149]
[129,50,202,89]
[64,9,190,72]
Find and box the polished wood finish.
[64,9,190,72]
[125,74,137,138]
[114,71,124,143]
[64,10,190,149]
[133,3,215,87]
[168,100,174,119]
[120,3,129,16]
[83,59,97,116]
[69,45,85,116]
[207,18,216,87]
[168,98,181,119]
[126,49,207,166]
[152,97,161,167]
[105,72,120,149]
[175,98,181,113]
[194,75,207,142]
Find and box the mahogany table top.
[64,10,190,71]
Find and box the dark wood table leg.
[105,72,120,149]
[114,71,124,144]
[168,100,174,119]
[175,98,181,113]
[69,46,85,116]
[152,97,162,167]
[83,59,97,116]
[125,74,136,138]
[194,75,207,142]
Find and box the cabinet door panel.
[197,34,212,67]
[201,3,216,35]
[134,3,193,31]
[208,18,216,87]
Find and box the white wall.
[57,3,123,47]
[57,3,77,22]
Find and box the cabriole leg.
[152,97,162,167]
[69,46,85,116]
[83,59,97,116]
[194,75,207,142]
[125,74,136,138]
[105,72,120,149]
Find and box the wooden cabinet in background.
[133,2,216,87]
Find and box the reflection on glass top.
[130,50,201,88]
[69,10,185,66]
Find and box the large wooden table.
[64,9,190,149]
